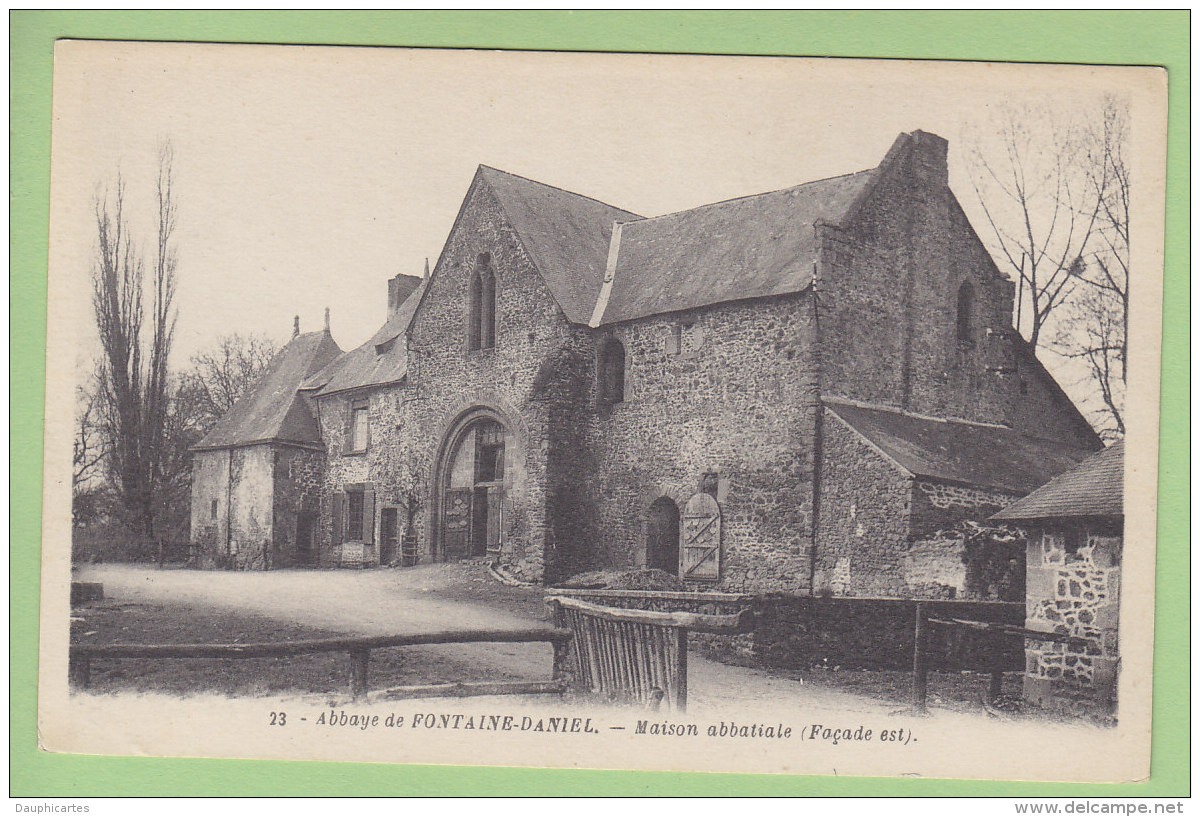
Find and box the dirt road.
[75,562,891,714]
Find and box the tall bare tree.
[184,333,280,432]
[964,104,1107,351]
[91,140,179,546]
[1053,101,1129,439]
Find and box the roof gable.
[827,400,1095,495]
[992,440,1124,521]
[193,330,342,451]
[304,279,427,396]
[478,166,643,324]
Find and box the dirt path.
[75,563,889,714]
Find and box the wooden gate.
[680,493,721,581]
[547,596,752,712]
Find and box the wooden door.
[379,507,399,565]
[443,489,472,561]
[486,488,503,554]
[680,493,721,581]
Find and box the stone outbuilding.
[993,440,1124,715]
[193,130,1103,599]
[190,325,342,568]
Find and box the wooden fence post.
[674,627,688,713]
[69,652,90,689]
[350,649,370,701]
[911,602,927,714]
[987,630,1005,704]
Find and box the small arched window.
[467,255,497,351]
[599,338,626,404]
[956,281,975,345]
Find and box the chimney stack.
[293,315,300,338]
[387,272,423,317]
[324,307,330,332]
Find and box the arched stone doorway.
[646,497,680,575]
[435,411,509,562]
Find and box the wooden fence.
[69,627,573,702]
[909,602,1091,712]
[546,595,754,712]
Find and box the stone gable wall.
[316,178,584,581]
[819,137,1096,450]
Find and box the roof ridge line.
[822,395,1011,431]
[624,168,875,228]
[478,164,643,219]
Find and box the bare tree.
[1053,101,1129,439]
[91,140,179,547]
[183,333,280,432]
[72,378,107,486]
[964,104,1107,351]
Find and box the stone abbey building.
[191,131,1101,597]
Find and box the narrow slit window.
[600,339,626,404]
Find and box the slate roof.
[479,166,643,325]
[827,401,1095,495]
[596,169,877,324]
[992,440,1124,521]
[192,330,343,451]
[302,279,427,396]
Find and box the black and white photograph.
[40,42,1166,782]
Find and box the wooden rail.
[546,595,753,712]
[70,627,573,702]
[910,608,1092,713]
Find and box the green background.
[10,10,1190,797]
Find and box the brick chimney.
[387,273,422,317]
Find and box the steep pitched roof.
[992,440,1124,522]
[827,401,1094,495]
[303,279,427,396]
[192,330,343,451]
[478,166,643,324]
[596,169,876,324]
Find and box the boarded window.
[351,406,369,452]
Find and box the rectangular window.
[210,499,218,520]
[346,491,365,541]
[351,405,369,452]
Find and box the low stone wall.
[754,595,1024,671]
[546,588,1024,672]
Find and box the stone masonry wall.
[1024,523,1121,716]
[819,133,1097,451]
[271,444,325,567]
[189,449,230,568]
[584,293,820,594]
[814,409,912,597]
[317,177,582,581]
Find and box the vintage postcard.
[39,41,1167,783]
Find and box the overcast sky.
[50,42,1138,406]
